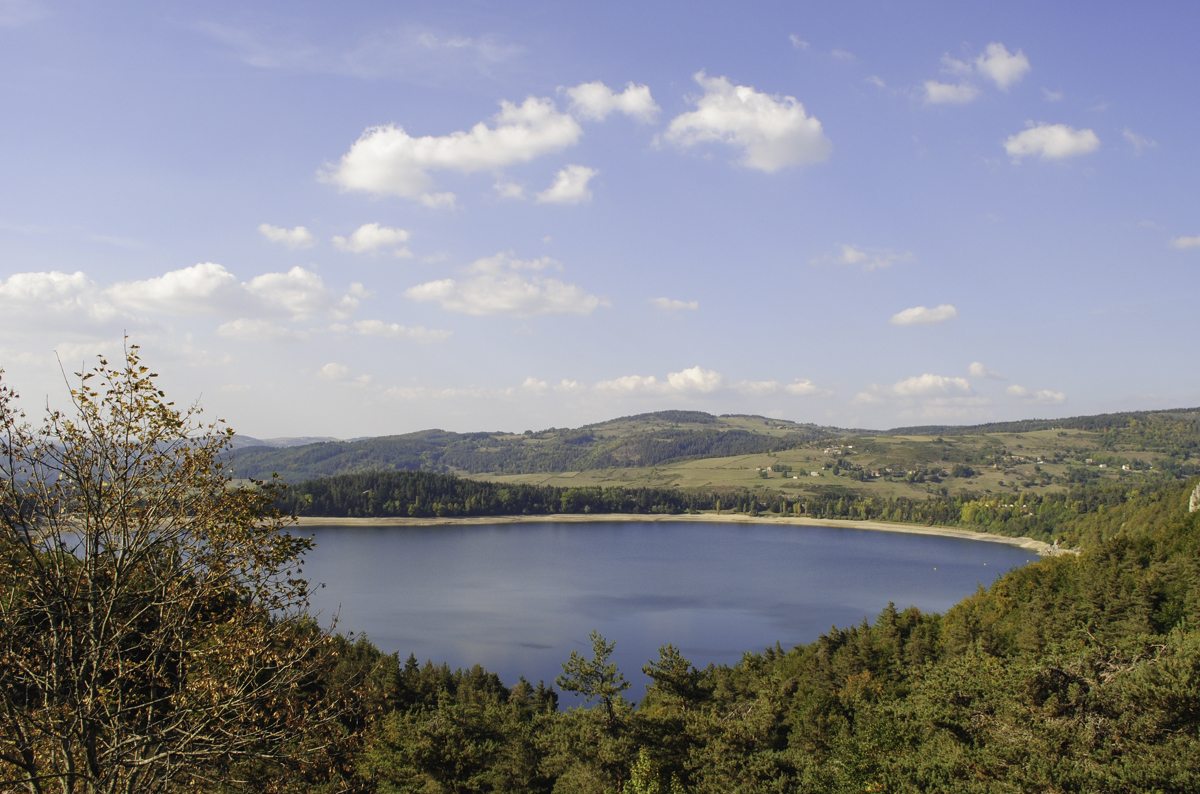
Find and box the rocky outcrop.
[1191,483,1200,513]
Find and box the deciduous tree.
[0,344,330,793]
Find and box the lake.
[301,520,1035,700]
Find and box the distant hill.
[224,411,834,481]
[228,435,339,450]
[224,407,1200,484]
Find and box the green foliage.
[311,480,1200,792]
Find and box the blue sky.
[1,0,1197,437]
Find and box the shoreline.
[294,512,1062,556]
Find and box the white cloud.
[595,366,723,395]
[1171,235,1200,250]
[830,49,855,62]
[922,43,1029,107]
[494,179,525,200]
[1007,384,1066,404]
[1122,128,1157,156]
[1004,123,1100,161]
[1,265,363,329]
[350,319,450,341]
[788,34,809,50]
[418,191,457,209]
[824,243,914,271]
[665,72,831,172]
[596,374,661,393]
[968,361,1003,379]
[666,366,723,393]
[923,81,979,105]
[405,252,605,316]
[865,75,887,89]
[784,379,820,395]
[258,223,315,249]
[536,164,597,204]
[319,362,350,381]
[893,374,971,397]
[890,304,958,326]
[0,270,112,321]
[975,42,1031,90]
[651,297,699,311]
[1042,88,1064,102]
[109,263,241,315]
[244,267,361,320]
[565,81,659,122]
[323,96,582,201]
[333,222,412,256]
[521,377,549,393]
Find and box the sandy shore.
[294,512,1062,556]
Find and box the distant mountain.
[224,411,835,481]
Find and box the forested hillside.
[246,479,1200,792]
[229,409,1200,508]
[226,411,835,480]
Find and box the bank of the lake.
[295,511,1061,556]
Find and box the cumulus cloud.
[1004,123,1100,161]
[109,263,241,315]
[821,244,914,271]
[0,270,113,321]
[596,374,661,393]
[350,319,450,341]
[666,366,723,393]
[975,42,1031,90]
[665,72,831,172]
[536,164,597,204]
[785,379,821,395]
[565,81,659,122]
[2,264,365,330]
[318,362,350,380]
[968,361,1003,379]
[244,267,365,320]
[893,374,971,396]
[405,252,605,316]
[923,80,979,105]
[333,222,412,256]
[323,96,582,202]
[651,297,699,311]
[922,42,1029,106]
[494,179,525,200]
[1007,384,1066,404]
[1171,235,1200,250]
[890,304,958,326]
[597,366,724,394]
[258,223,315,249]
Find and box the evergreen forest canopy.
[3,350,1200,791]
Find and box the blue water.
[300,521,1034,699]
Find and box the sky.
[1,0,1197,438]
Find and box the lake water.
[301,521,1034,699]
